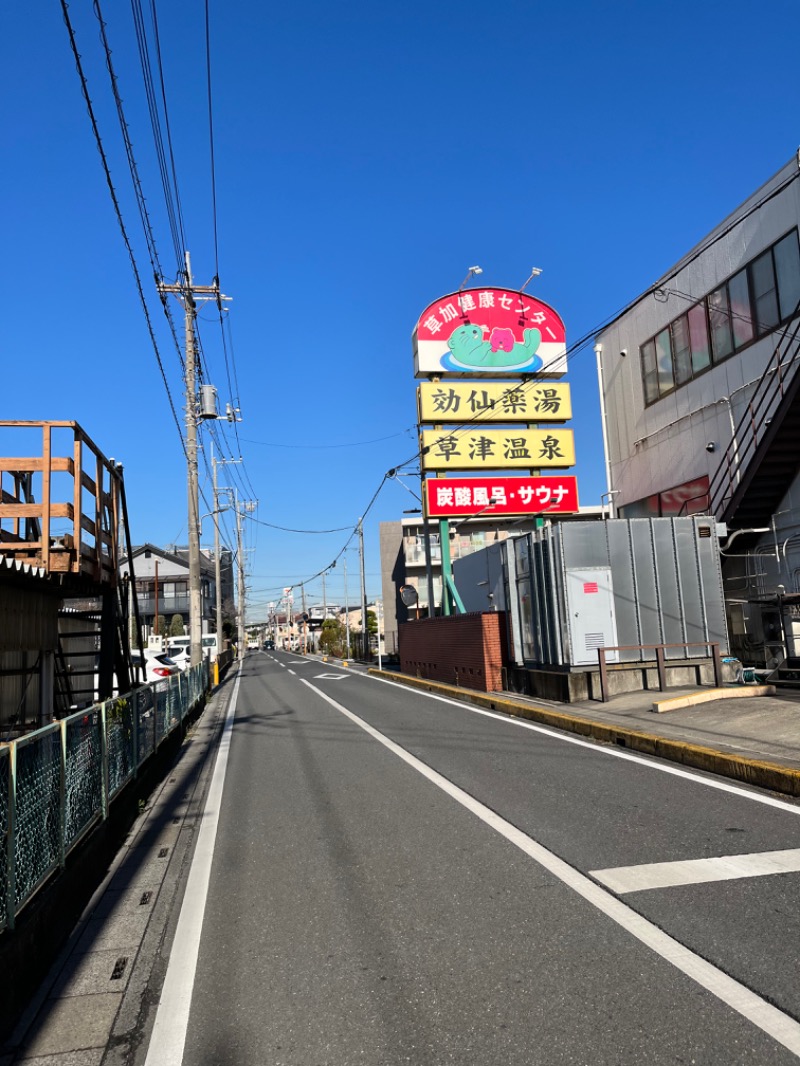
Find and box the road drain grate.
[110,957,128,981]
[139,891,152,905]
[158,847,169,858]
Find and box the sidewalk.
[369,670,800,798]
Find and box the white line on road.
[302,677,800,1059]
[288,669,296,675]
[143,669,242,1066]
[367,674,800,817]
[592,847,800,894]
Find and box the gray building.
[596,151,800,668]
[120,544,234,636]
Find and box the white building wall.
[598,154,800,513]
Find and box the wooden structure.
[0,421,121,585]
[0,422,142,725]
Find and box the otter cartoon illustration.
[446,323,543,370]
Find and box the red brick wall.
[398,612,508,692]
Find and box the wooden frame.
[0,421,122,585]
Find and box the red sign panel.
[425,476,579,518]
[413,287,567,378]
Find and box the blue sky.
[3,0,799,617]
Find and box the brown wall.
[399,612,508,692]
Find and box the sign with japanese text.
[420,428,575,471]
[418,381,571,424]
[425,476,578,517]
[413,288,567,379]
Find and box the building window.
[751,249,780,335]
[708,285,733,361]
[641,339,659,404]
[775,230,800,320]
[671,315,692,385]
[640,228,800,406]
[728,269,754,348]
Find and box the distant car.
[131,650,181,683]
[247,639,259,650]
[263,638,275,650]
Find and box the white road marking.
[288,669,296,675]
[144,669,242,1066]
[314,673,348,680]
[593,848,800,894]
[302,677,800,1058]
[288,660,312,665]
[367,674,800,817]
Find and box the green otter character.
[447,323,542,369]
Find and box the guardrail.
[597,642,723,703]
[0,660,209,932]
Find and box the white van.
[164,634,219,663]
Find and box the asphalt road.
[142,651,800,1065]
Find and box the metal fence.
[0,661,209,931]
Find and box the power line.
[204,0,220,278]
[60,0,185,453]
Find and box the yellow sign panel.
[418,381,571,424]
[420,428,575,471]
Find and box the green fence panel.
[105,696,136,799]
[14,727,61,908]
[136,687,155,765]
[154,681,170,742]
[0,748,8,930]
[64,710,103,853]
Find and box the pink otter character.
[489,327,515,353]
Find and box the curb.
[367,669,800,799]
[652,685,776,713]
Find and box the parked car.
[131,650,181,682]
[166,644,191,671]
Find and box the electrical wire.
[94,0,185,375]
[240,428,417,450]
[60,0,185,455]
[204,0,220,278]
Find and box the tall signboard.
[412,284,578,616]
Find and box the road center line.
[143,668,242,1066]
[302,676,800,1058]
[592,848,800,894]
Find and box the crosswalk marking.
[592,848,800,894]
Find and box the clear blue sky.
[3,0,799,617]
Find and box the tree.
[152,615,166,637]
[319,617,345,657]
[169,614,185,637]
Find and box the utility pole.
[212,456,241,652]
[358,519,368,661]
[235,493,246,657]
[322,571,327,619]
[158,253,230,668]
[343,556,350,659]
[212,443,222,648]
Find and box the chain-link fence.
[0,661,208,932]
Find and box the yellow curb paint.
[367,670,800,798]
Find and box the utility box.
[454,516,729,670]
[563,567,618,665]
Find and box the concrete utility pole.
[235,493,246,658]
[158,253,230,667]
[343,556,350,658]
[212,444,222,648]
[358,519,368,660]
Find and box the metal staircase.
[708,312,800,531]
